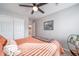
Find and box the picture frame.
[44,20,53,30]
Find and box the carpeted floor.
[61,49,72,56]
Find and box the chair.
[67,34,79,56]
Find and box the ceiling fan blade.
[38,8,44,14]
[32,3,36,6]
[19,4,33,7]
[37,3,47,7]
[31,10,34,14]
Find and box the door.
[32,22,36,36]
[14,18,24,39]
[0,15,13,39]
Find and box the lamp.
[33,6,38,11]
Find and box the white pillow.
[6,39,17,45]
[3,39,21,56]
[4,45,18,56]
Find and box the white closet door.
[0,15,25,40]
[14,18,24,39]
[0,15,13,39]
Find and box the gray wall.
[36,4,79,49]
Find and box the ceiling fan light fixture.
[19,3,47,14]
[33,6,38,11]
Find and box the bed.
[0,35,64,56]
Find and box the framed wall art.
[44,20,54,30]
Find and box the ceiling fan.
[19,3,47,14]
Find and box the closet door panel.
[0,15,13,39]
[14,18,24,39]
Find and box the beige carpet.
[61,49,72,56]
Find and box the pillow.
[3,39,21,56]
[3,45,19,56]
[6,38,17,45]
[0,35,7,46]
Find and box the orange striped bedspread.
[17,40,61,56]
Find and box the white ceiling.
[0,3,77,20]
